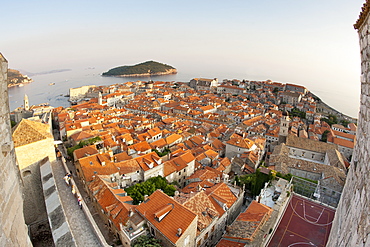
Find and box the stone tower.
[278,111,290,144]
[24,94,29,111]
[0,53,32,246]
[98,91,102,105]
[326,2,370,246]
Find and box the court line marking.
[288,242,317,247]
[289,198,333,226]
[303,200,325,223]
[278,199,299,247]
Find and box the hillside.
[7,69,33,88]
[102,61,177,77]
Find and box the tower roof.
[12,119,53,147]
[354,0,370,29]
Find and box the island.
[102,60,177,77]
[7,69,33,88]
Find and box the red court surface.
[268,194,336,247]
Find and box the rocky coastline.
[7,69,33,88]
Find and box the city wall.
[0,53,32,246]
[327,4,370,246]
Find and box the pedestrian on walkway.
[77,195,83,209]
[71,185,76,198]
[63,174,70,186]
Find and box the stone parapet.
[0,52,32,247]
[326,5,370,246]
[40,160,76,246]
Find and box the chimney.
[177,228,182,237]
[144,195,148,201]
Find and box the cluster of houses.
[17,77,355,246]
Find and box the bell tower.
[278,111,290,144]
[98,92,102,105]
[24,94,29,111]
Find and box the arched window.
[22,170,32,177]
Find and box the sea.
[8,66,360,118]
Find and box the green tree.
[131,235,162,247]
[321,114,338,126]
[238,169,272,196]
[10,120,17,128]
[321,130,330,142]
[67,136,102,157]
[289,107,306,119]
[340,119,350,127]
[126,176,176,204]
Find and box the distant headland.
[102,61,177,77]
[7,69,33,88]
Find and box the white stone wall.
[326,11,370,247]
[69,85,95,101]
[0,53,32,246]
[15,138,56,171]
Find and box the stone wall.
[15,137,56,171]
[69,85,95,101]
[326,5,370,246]
[22,160,49,225]
[0,53,32,246]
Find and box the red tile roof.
[136,190,197,245]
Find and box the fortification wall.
[0,53,32,246]
[69,85,95,101]
[326,5,370,246]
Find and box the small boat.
[49,82,55,86]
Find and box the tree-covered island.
[102,60,177,77]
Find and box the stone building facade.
[0,53,32,246]
[12,118,56,225]
[327,3,370,246]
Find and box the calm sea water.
[7,66,360,118]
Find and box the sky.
[0,0,366,117]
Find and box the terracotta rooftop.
[205,182,238,209]
[89,175,133,229]
[73,145,98,160]
[180,191,219,234]
[225,200,272,241]
[136,190,197,245]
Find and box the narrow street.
[53,127,115,246]
[51,158,101,246]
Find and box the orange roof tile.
[136,190,197,245]
[205,183,237,209]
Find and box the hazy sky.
[0,0,366,117]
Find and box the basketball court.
[268,194,336,247]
